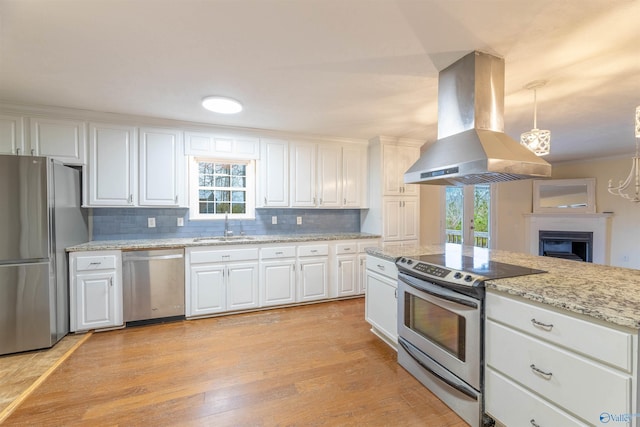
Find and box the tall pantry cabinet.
[361,136,422,248]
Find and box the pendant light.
[520,80,551,156]
[607,105,640,203]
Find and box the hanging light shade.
[520,80,551,156]
[608,105,640,203]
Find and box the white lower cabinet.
[365,255,398,348]
[186,247,259,317]
[260,246,297,307]
[485,291,637,427]
[69,251,123,332]
[297,244,329,302]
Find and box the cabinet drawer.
[298,244,328,257]
[190,247,258,264]
[486,320,631,423]
[486,292,633,372]
[486,368,588,427]
[366,255,397,280]
[75,254,118,271]
[336,243,358,255]
[261,246,296,259]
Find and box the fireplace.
[539,230,593,262]
[525,213,612,265]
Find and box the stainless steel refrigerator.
[0,155,88,355]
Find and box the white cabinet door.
[189,264,226,316]
[0,114,25,155]
[357,253,368,294]
[261,259,296,306]
[227,261,259,311]
[74,270,120,331]
[184,132,259,159]
[290,142,317,207]
[259,138,289,207]
[88,123,136,206]
[342,145,364,207]
[29,117,86,164]
[317,144,341,207]
[401,198,420,240]
[298,258,329,302]
[382,144,419,196]
[139,127,183,206]
[336,254,358,297]
[365,270,398,345]
[383,199,402,241]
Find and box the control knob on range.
[464,275,474,282]
[453,272,463,279]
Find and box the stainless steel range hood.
[405,51,551,186]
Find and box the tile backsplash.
[91,208,361,240]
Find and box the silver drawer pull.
[530,420,541,427]
[344,248,352,251]
[275,251,283,255]
[311,250,318,253]
[377,264,385,270]
[530,364,553,379]
[89,262,102,265]
[531,318,554,331]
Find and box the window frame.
[188,156,256,220]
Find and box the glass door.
[444,185,492,248]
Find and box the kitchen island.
[366,244,640,427]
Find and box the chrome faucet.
[224,213,233,237]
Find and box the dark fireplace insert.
[539,230,593,262]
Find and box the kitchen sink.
[192,236,256,243]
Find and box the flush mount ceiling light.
[520,80,551,156]
[608,105,640,203]
[201,96,243,114]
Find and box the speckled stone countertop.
[66,233,380,252]
[366,244,640,330]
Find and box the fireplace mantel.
[524,213,613,265]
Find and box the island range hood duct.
[405,51,551,186]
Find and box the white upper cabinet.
[184,131,259,159]
[29,117,86,165]
[317,144,342,207]
[383,144,420,196]
[258,138,289,207]
[342,145,365,207]
[290,142,317,207]
[0,114,25,155]
[138,127,185,207]
[290,141,366,208]
[87,123,137,206]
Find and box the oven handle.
[399,337,478,401]
[398,273,478,309]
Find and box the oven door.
[397,271,481,390]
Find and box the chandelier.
[608,106,640,203]
[520,80,551,156]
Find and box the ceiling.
[1,0,638,163]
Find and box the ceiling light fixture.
[201,96,243,114]
[520,80,551,156]
[607,105,640,203]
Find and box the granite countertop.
[366,244,640,330]
[67,232,380,252]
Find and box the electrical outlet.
[148,217,156,228]
[177,217,184,227]
[272,216,277,225]
[297,216,302,225]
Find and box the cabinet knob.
[31,149,35,155]
[264,197,267,205]
[16,147,21,156]
[175,195,178,204]
[129,194,133,204]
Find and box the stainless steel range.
[396,249,544,427]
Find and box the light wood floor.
[3,298,465,426]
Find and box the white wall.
[493,180,533,253]
[552,157,640,269]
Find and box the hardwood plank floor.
[3,298,466,426]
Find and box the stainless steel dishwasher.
[122,248,185,323]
